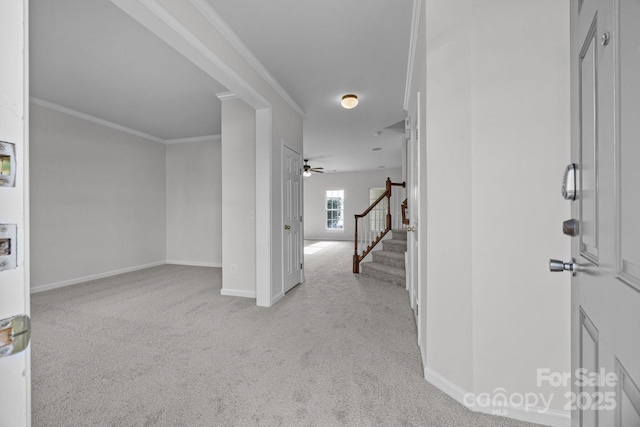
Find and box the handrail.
[401,198,409,225]
[353,178,406,273]
[355,191,388,218]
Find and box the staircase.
[360,229,406,286]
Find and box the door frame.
[0,1,31,425]
[408,92,421,340]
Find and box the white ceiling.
[30,0,226,141]
[30,0,413,171]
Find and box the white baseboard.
[220,288,256,299]
[30,261,166,293]
[271,291,284,306]
[166,260,222,268]
[424,366,571,427]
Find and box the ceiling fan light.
[303,170,312,178]
[341,94,358,109]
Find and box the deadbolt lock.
[562,219,579,237]
[0,315,31,357]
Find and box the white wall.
[30,103,167,291]
[220,97,256,298]
[407,1,572,425]
[470,0,571,419]
[426,0,475,392]
[166,138,222,267]
[303,169,402,241]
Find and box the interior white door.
[283,145,302,293]
[408,93,420,333]
[567,0,640,425]
[0,1,31,426]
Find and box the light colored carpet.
[31,240,538,426]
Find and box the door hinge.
[0,314,31,357]
[300,263,303,269]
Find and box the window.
[326,189,344,230]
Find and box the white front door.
[0,1,31,426]
[567,0,640,425]
[283,145,302,293]
[408,94,421,335]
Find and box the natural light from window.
[326,189,344,230]
[304,241,336,255]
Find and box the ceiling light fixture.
[303,170,312,178]
[341,94,358,109]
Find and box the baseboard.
[220,288,256,299]
[166,260,222,268]
[30,261,166,293]
[304,236,351,242]
[424,366,469,404]
[271,291,284,306]
[424,367,571,427]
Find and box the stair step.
[382,239,407,253]
[391,229,407,241]
[361,261,406,287]
[372,250,405,269]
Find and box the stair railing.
[401,198,409,225]
[353,178,406,273]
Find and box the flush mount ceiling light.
[341,94,358,109]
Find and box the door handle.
[284,225,291,230]
[407,226,414,232]
[549,258,578,275]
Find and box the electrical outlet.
[231,264,236,273]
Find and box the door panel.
[283,145,302,293]
[571,0,640,425]
[618,0,640,289]
[408,94,420,338]
[579,21,598,263]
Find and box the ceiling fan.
[303,159,324,176]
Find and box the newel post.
[353,214,360,273]
[386,177,392,229]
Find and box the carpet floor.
[31,240,538,426]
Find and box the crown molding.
[216,91,238,101]
[190,0,305,118]
[30,97,165,143]
[404,0,422,111]
[165,134,221,144]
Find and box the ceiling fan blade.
[312,170,324,174]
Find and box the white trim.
[271,292,284,305]
[29,97,165,143]
[403,0,422,111]
[111,0,270,112]
[164,134,221,144]
[190,0,305,118]
[255,108,273,307]
[423,366,468,404]
[166,260,222,268]
[30,261,166,293]
[424,367,570,427]
[216,91,238,101]
[220,288,256,299]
